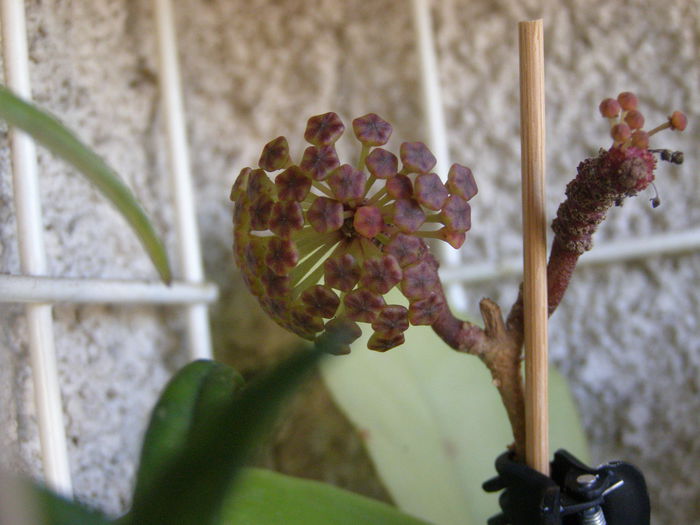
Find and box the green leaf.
[221,468,432,525]
[132,360,244,501]
[0,85,171,283]
[321,292,588,525]
[129,346,325,525]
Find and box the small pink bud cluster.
[231,112,477,354]
[599,91,687,149]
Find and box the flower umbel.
[232,112,477,353]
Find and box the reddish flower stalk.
[231,95,686,459]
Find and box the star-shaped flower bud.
[624,110,645,130]
[439,228,467,249]
[393,198,426,233]
[353,206,383,238]
[440,195,472,233]
[408,293,443,325]
[249,195,274,230]
[300,145,340,181]
[400,142,436,174]
[401,260,439,300]
[415,173,448,210]
[447,164,478,201]
[269,200,304,238]
[328,164,366,203]
[371,305,409,335]
[344,288,386,323]
[599,98,621,119]
[246,169,275,201]
[242,236,267,274]
[265,237,299,276]
[300,285,340,318]
[307,196,344,233]
[290,309,324,339]
[365,148,399,179]
[385,233,427,267]
[352,113,393,146]
[367,331,405,352]
[262,269,290,297]
[259,136,291,172]
[304,112,345,146]
[324,253,361,291]
[318,317,362,355]
[275,166,311,201]
[617,92,638,111]
[386,174,413,199]
[230,167,251,201]
[260,296,289,322]
[360,255,402,294]
[669,111,687,131]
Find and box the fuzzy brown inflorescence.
[231,93,686,459]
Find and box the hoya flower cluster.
[231,112,477,354]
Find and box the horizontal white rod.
[153,0,213,360]
[1,0,72,495]
[0,275,219,304]
[440,228,700,284]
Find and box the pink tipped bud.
[617,92,638,111]
[599,98,621,118]
[669,111,687,131]
[414,173,449,211]
[624,110,645,130]
[630,130,649,149]
[353,205,384,238]
[611,123,632,143]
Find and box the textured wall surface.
[0,0,697,522]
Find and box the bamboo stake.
[518,19,549,475]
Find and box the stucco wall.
[0,0,698,522]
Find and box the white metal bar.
[0,276,219,304]
[411,0,466,311]
[439,228,700,284]
[153,0,213,360]
[1,0,72,495]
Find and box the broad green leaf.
[221,468,431,525]
[0,85,171,283]
[129,346,324,525]
[321,292,588,525]
[132,360,244,501]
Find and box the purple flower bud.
[353,206,384,238]
[447,164,478,201]
[249,195,274,230]
[259,136,291,172]
[400,142,436,174]
[265,237,299,276]
[386,174,413,199]
[414,173,448,210]
[304,112,345,146]
[300,145,340,181]
[401,260,439,300]
[328,164,366,203]
[247,169,275,201]
[367,331,405,352]
[300,285,340,318]
[365,148,399,179]
[440,195,472,233]
[360,255,402,294]
[393,198,426,233]
[385,233,428,267]
[371,304,409,335]
[269,200,304,238]
[408,293,443,325]
[352,113,393,146]
[275,166,311,201]
[307,196,344,233]
[344,288,386,323]
[324,253,361,292]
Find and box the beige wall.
[0,0,698,522]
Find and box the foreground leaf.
[129,347,324,525]
[132,360,244,501]
[221,468,431,525]
[321,291,588,525]
[0,85,171,283]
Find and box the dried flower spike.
[231,112,478,353]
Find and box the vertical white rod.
[153,0,212,360]
[1,0,72,494]
[411,0,466,311]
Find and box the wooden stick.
[518,19,549,475]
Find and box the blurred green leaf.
[221,468,431,525]
[20,479,111,525]
[322,291,588,525]
[0,85,171,283]
[132,360,244,501]
[129,346,324,525]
